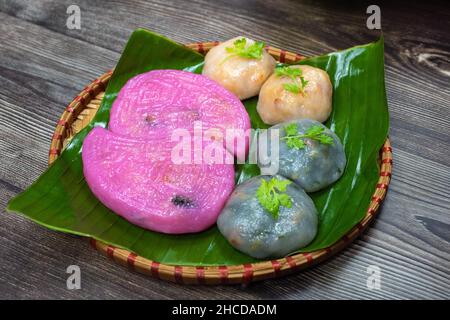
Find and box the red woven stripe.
[382,158,393,164]
[150,261,160,278]
[372,196,382,203]
[52,133,62,140]
[196,267,205,284]
[174,266,183,284]
[382,146,392,152]
[285,256,297,268]
[302,253,313,263]
[127,253,137,267]
[380,172,391,177]
[356,222,364,231]
[89,238,97,249]
[73,95,85,104]
[66,106,74,113]
[343,233,351,242]
[271,260,282,274]
[106,245,115,258]
[279,50,286,63]
[218,266,228,284]
[368,207,376,216]
[197,42,205,54]
[57,119,67,127]
[242,264,254,283]
[295,53,303,61]
[49,149,59,156]
[93,78,105,88]
[83,85,94,96]
[376,183,388,189]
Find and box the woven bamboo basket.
[48,42,392,285]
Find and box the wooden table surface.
[0,0,449,300]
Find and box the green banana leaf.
[7,29,389,266]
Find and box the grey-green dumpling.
[257,119,346,192]
[217,175,318,259]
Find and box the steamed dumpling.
[217,175,318,259]
[202,37,276,100]
[256,119,346,192]
[257,65,333,124]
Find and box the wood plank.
[0,0,449,299]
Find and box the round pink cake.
[82,127,235,234]
[109,69,251,160]
[82,70,250,234]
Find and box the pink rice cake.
[82,127,235,234]
[108,69,251,160]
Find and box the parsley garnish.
[275,66,309,95]
[256,177,293,219]
[223,38,265,63]
[275,66,303,78]
[282,83,302,94]
[281,123,334,150]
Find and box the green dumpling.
[217,175,318,259]
[255,119,346,192]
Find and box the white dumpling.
[257,65,333,124]
[202,37,276,100]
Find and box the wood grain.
[0,0,449,299]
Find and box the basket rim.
[48,42,392,285]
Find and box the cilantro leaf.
[285,137,305,149]
[284,123,298,136]
[256,177,293,219]
[231,38,246,49]
[278,193,293,209]
[275,66,303,78]
[318,134,334,145]
[283,83,301,94]
[281,124,335,150]
[300,77,309,89]
[275,66,308,95]
[305,125,324,136]
[224,38,265,61]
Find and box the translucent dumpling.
[217,175,318,259]
[202,37,276,100]
[257,65,333,124]
[256,119,346,192]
